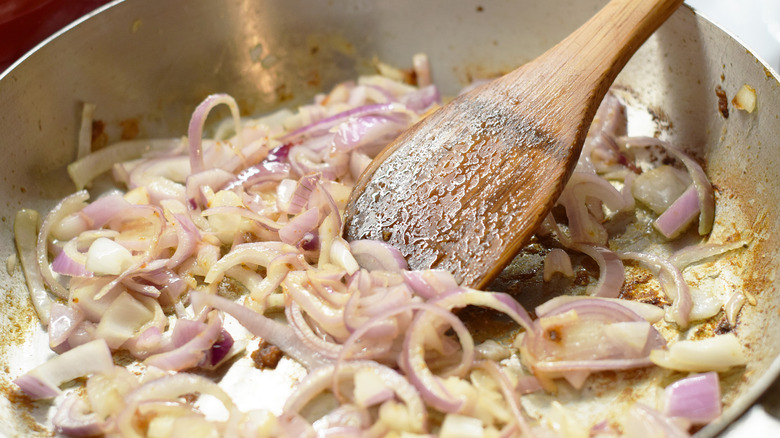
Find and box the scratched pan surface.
[1,0,780,436]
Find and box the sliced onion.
[14,339,113,399]
[279,103,404,143]
[166,213,201,269]
[38,191,91,299]
[283,361,426,433]
[649,334,747,372]
[535,296,664,323]
[664,372,721,424]
[621,136,715,235]
[543,248,574,281]
[144,311,223,371]
[49,303,85,350]
[670,239,750,270]
[14,209,52,325]
[188,94,243,174]
[654,185,700,239]
[349,240,409,272]
[279,207,321,245]
[203,242,296,284]
[185,168,235,209]
[401,269,460,300]
[619,251,692,328]
[116,372,237,438]
[571,243,624,298]
[68,138,182,190]
[52,392,106,437]
[190,291,329,370]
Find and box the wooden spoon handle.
[542,0,683,100]
[499,0,684,131]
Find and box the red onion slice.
[664,372,721,424]
[144,311,223,371]
[571,243,625,298]
[188,94,243,174]
[619,251,692,328]
[349,240,409,272]
[654,185,700,239]
[38,190,91,300]
[52,392,106,437]
[190,291,329,370]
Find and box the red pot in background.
[0,0,111,72]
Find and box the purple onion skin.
[268,143,292,163]
[204,329,235,367]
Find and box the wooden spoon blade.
[343,78,576,289]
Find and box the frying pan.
[1,0,779,436]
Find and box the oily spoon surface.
[344,0,684,289]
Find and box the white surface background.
[686,0,780,73]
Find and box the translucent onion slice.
[14,209,52,325]
[649,334,747,372]
[14,339,113,399]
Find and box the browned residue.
[618,264,670,306]
[251,340,284,370]
[120,118,140,140]
[715,85,730,119]
[91,119,109,150]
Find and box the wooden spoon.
[343,0,684,289]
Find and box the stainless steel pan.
[1,0,779,436]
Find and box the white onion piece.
[624,404,690,438]
[14,209,52,325]
[439,414,484,438]
[330,238,360,275]
[664,372,721,424]
[85,237,134,276]
[354,368,394,407]
[349,151,373,181]
[543,248,574,281]
[185,168,235,209]
[14,339,113,399]
[650,334,747,372]
[95,291,154,349]
[724,291,746,326]
[473,360,534,437]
